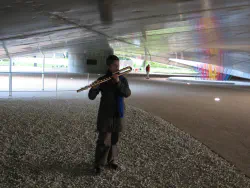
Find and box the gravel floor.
[0,99,249,188]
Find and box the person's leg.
[107,132,120,169]
[94,132,112,173]
[146,71,149,79]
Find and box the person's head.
[106,55,120,73]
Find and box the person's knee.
[111,133,119,145]
[111,139,118,145]
[97,132,112,146]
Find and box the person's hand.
[92,81,100,89]
[92,84,100,89]
[112,74,119,83]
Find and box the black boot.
[94,166,101,175]
[108,163,118,170]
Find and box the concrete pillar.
[181,52,184,59]
[41,51,45,91]
[142,47,147,69]
[67,39,113,74]
[9,58,12,97]
[2,42,12,96]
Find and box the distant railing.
[0,71,101,97]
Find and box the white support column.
[2,41,12,97]
[144,47,148,62]
[143,47,148,71]
[87,73,89,85]
[9,58,12,97]
[85,73,90,98]
[39,49,45,91]
[42,55,45,91]
[56,74,58,98]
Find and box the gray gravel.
[0,98,249,188]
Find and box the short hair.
[106,55,119,66]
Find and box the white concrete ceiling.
[0,0,249,69]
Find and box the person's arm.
[117,78,131,98]
[88,82,100,100]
